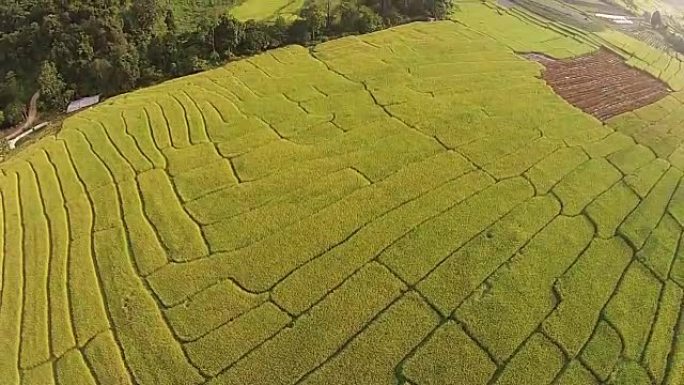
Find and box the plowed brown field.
[531,50,670,120]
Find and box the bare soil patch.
[528,49,669,121]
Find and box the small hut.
[66,95,101,114]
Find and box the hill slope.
[1,3,683,385]
[170,0,238,26]
[231,0,305,21]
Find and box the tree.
[128,0,161,37]
[325,0,333,29]
[3,101,25,126]
[268,17,290,46]
[300,3,327,41]
[288,19,311,43]
[164,8,176,33]
[0,71,20,102]
[194,13,221,57]
[239,21,270,54]
[0,110,4,126]
[356,5,384,33]
[108,43,141,94]
[215,15,245,58]
[431,0,454,19]
[652,10,663,29]
[190,56,210,72]
[38,61,70,110]
[339,2,361,32]
[147,33,181,75]
[339,3,383,33]
[0,0,440,121]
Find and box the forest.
[0,0,452,129]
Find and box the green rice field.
[1,2,683,384]
[231,0,305,21]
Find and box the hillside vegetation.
[0,0,448,130]
[231,0,306,21]
[1,1,683,385]
[168,0,239,27]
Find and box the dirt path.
[4,91,40,140]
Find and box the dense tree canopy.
[0,0,453,129]
[37,61,71,111]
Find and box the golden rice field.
[231,0,305,21]
[0,2,683,384]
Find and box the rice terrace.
[2,1,684,385]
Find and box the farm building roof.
[66,95,101,113]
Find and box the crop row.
[1,12,683,385]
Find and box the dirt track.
[4,91,40,140]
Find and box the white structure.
[595,13,634,25]
[66,95,101,114]
[9,122,48,150]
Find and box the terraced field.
[231,0,305,21]
[1,2,683,385]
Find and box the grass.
[636,214,680,280]
[491,333,565,384]
[206,263,405,385]
[202,168,368,251]
[164,279,268,341]
[605,261,662,360]
[118,179,169,276]
[416,193,558,319]
[82,331,132,385]
[585,182,641,238]
[624,159,670,198]
[596,29,684,91]
[543,237,632,355]
[1,2,684,384]
[608,144,656,175]
[169,0,240,29]
[619,167,682,248]
[173,159,238,201]
[186,302,291,376]
[138,169,209,262]
[55,349,97,385]
[272,169,491,315]
[28,151,75,358]
[525,147,589,194]
[552,158,622,215]
[16,161,51,368]
[643,282,684,383]
[403,321,497,385]
[455,214,592,361]
[382,177,536,287]
[230,0,305,21]
[297,292,439,385]
[582,321,623,381]
[93,227,205,385]
[556,360,600,385]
